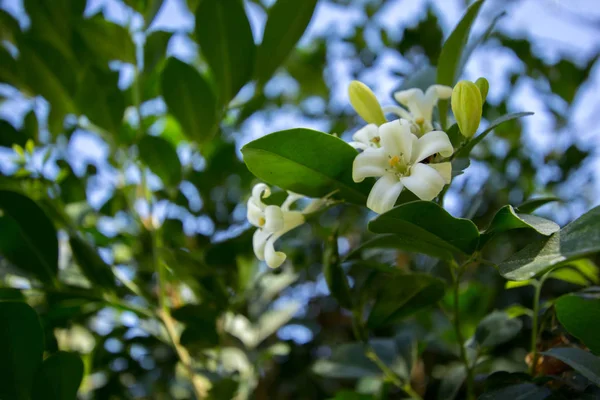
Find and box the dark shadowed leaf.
[76,15,136,64]
[161,57,217,142]
[255,0,318,84]
[195,0,255,104]
[555,294,600,355]
[144,30,172,73]
[0,191,58,283]
[123,0,165,27]
[241,128,371,204]
[346,233,453,261]
[138,135,182,187]
[31,352,84,400]
[473,311,523,349]
[437,364,467,400]
[368,201,480,255]
[480,383,551,400]
[500,206,600,281]
[69,235,116,290]
[323,229,353,309]
[542,348,600,387]
[0,302,44,400]
[0,120,26,147]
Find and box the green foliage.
[556,294,600,355]
[542,348,600,387]
[31,352,84,400]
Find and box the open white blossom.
[247,184,305,268]
[349,119,414,150]
[388,85,453,135]
[352,120,454,214]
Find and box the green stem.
[529,279,543,376]
[451,261,475,400]
[403,384,424,400]
[366,347,402,388]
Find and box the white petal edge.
[426,84,453,100]
[352,124,379,146]
[264,235,287,268]
[352,148,387,182]
[429,162,452,184]
[379,120,415,163]
[366,173,405,214]
[252,229,270,261]
[264,205,284,232]
[412,130,454,163]
[247,200,264,227]
[401,163,446,201]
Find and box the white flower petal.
[264,235,287,268]
[429,162,452,184]
[379,120,415,162]
[382,105,412,120]
[247,200,264,227]
[282,210,305,231]
[401,163,446,201]
[349,141,369,150]
[352,124,379,146]
[412,130,453,163]
[426,84,453,100]
[252,229,270,261]
[394,88,423,106]
[252,183,270,201]
[281,192,303,211]
[366,173,405,214]
[264,205,284,232]
[352,147,387,182]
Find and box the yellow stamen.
[388,155,401,168]
[371,136,381,144]
[258,217,266,227]
[415,117,425,125]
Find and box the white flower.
[349,120,414,150]
[388,85,453,135]
[352,120,454,214]
[247,184,305,268]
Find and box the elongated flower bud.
[475,77,489,102]
[348,80,386,126]
[451,80,482,138]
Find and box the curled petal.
[401,163,446,201]
[352,124,379,147]
[251,183,270,204]
[394,88,424,106]
[264,235,287,268]
[252,229,270,261]
[247,199,264,227]
[366,173,405,214]
[426,84,453,100]
[281,192,303,211]
[382,105,412,120]
[429,162,452,184]
[379,120,415,163]
[352,148,387,182]
[412,130,453,163]
[264,205,284,232]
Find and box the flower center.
[370,136,381,144]
[258,217,266,227]
[388,154,409,176]
[415,117,425,125]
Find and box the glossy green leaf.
[542,347,600,387]
[367,272,445,328]
[255,0,318,84]
[473,311,523,348]
[516,196,560,214]
[556,295,600,355]
[23,0,77,59]
[241,128,370,203]
[0,302,44,400]
[323,229,352,309]
[31,352,84,400]
[144,30,172,73]
[195,0,255,104]
[161,57,217,142]
[436,0,484,126]
[368,201,480,255]
[69,235,116,290]
[138,135,182,187]
[499,206,600,281]
[454,112,534,159]
[346,233,453,261]
[76,16,136,64]
[0,191,58,283]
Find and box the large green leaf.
[0,9,20,43]
[555,294,600,355]
[195,0,255,104]
[436,0,484,126]
[368,201,480,255]
[542,348,600,387]
[0,302,44,400]
[144,30,172,73]
[255,0,318,84]
[123,0,165,27]
[75,15,136,64]
[516,196,560,214]
[499,206,600,281]
[138,135,182,187]
[480,383,551,400]
[241,128,370,203]
[367,272,445,329]
[161,57,217,142]
[0,191,58,284]
[346,233,453,261]
[472,311,523,349]
[31,352,84,400]
[323,229,352,309]
[69,235,116,290]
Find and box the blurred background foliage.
[0,0,599,399]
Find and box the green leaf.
[368,201,480,255]
[69,235,116,290]
[542,348,600,387]
[144,30,172,73]
[0,191,58,284]
[454,112,534,159]
[479,205,559,247]
[499,206,600,281]
[436,0,484,126]
[367,272,445,329]
[138,135,182,187]
[323,229,353,309]
[241,128,371,204]
[473,311,523,349]
[437,364,467,400]
[346,233,453,261]
[0,302,44,400]
[195,0,255,104]
[255,0,318,84]
[516,196,561,214]
[555,295,600,355]
[31,352,84,400]
[23,0,78,59]
[480,383,551,400]
[0,10,20,43]
[123,0,165,27]
[0,46,20,86]
[22,109,39,142]
[0,119,27,148]
[76,15,136,64]
[161,57,217,142]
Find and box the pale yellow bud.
[25,139,35,154]
[451,81,483,138]
[348,80,386,126]
[12,144,24,158]
[475,77,489,102]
